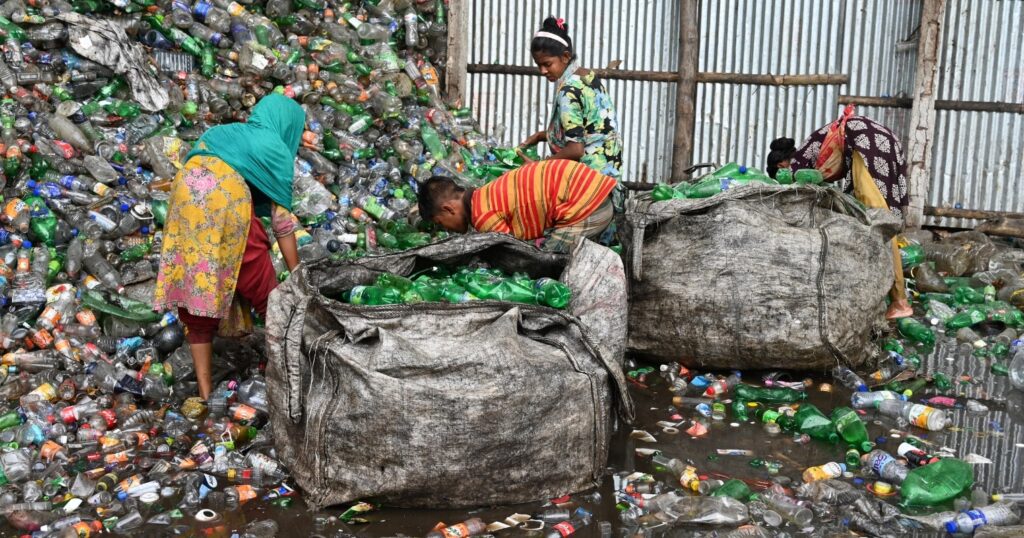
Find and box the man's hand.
[516,147,536,164]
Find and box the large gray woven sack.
[623,185,900,369]
[265,233,632,509]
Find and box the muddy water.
[230,343,1024,538]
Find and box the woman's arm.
[277,233,300,271]
[271,203,300,271]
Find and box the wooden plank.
[672,0,699,180]
[466,63,849,86]
[839,95,1024,114]
[444,0,469,105]
[698,72,849,86]
[924,206,1024,220]
[904,0,946,229]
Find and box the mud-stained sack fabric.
[265,234,631,509]
[622,185,899,369]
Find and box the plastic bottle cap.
[140,492,160,504]
[22,240,32,248]
[195,509,217,522]
[945,522,959,533]
[117,491,127,501]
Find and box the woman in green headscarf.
[155,94,306,399]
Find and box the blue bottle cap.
[25,180,36,188]
[140,226,150,234]
[71,228,79,237]
[117,491,128,501]
[22,240,32,249]
[738,166,748,174]
[945,522,959,534]
[856,383,868,392]
[120,203,130,212]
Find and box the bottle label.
[225,2,245,16]
[907,404,934,429]
[4,199,26,222]
[552,522,576,538]
[232,404,258,422]
[60,406,78,424]
[964,509,987,529]
[440,523,472,538]
[29,382,56,401]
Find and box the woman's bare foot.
[885,301,914,320]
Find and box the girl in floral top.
[520,16,624,210]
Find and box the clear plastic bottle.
[860,449,909,484]
[850,390,905,409]
[832,365,867,392]
[946,502,1021,534]
[876,399,948,431]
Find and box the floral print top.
[155,155,295,319]
[547,69,623,179]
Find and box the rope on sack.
[817,224,850,366]
[304,329,339,492]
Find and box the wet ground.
[226,337,1024,537]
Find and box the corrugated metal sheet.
[465,0,680,182]
[929,0,1024,228]
[695,0,921,173]
[465,1,1022,221]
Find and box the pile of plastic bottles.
[0,0,558,534]
[341,265,573,309]
[650,163,824,201]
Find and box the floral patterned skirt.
[154,155,253,319]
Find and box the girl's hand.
[519,130,547,148]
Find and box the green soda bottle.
[488,280,538,304]
[900,458,973,507]
[953,286,986,305]
[376,273,414,293]
[652,184,678,202]
[732,383,807,404]
[831,407,874,453]
[682,178,725,199]
[945,307,987,330]
[899,244,926,269]
[897,318,935,346]
[534,278,571,309]
[347,285,402,305]
[396,232,431,249]
[711,479,753,501]
[0,410,22,432]
[775,169,794,185]
[420,123,447,159]
[794,168,824,185]
[403,280,443,303]
[780,404,838,443]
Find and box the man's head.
[418,176,470,233]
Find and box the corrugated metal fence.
[463,1,1023,221]
[929,0,1024,227]
[465,0,680,183]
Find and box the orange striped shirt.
[471,160,616,240]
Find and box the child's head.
[418,176,469,232]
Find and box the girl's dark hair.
[530,16,576,61]
[766,137,796,178]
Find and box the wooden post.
[904,0,946,229]
[445,0,469,105]
[671,0,700,181]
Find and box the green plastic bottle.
[897,318,935,346]
[711,479,753,501]
[779,404,838,443]
[900,458,973,507]
[775,169,794,185]
[652,184,679,202]
[953,286,986,305]
[534,278,571,309]
[899,244,926,269]
[794,168,824,185]
[347,285,402,306]
[0,411,22,432]
[420,123,447,159]
[945,306,988,330]
[831,407,874,453]
[732,383,807,404]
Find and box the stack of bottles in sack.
[651,163,824,201]
[0,0,549,533]
[342,266,573,309]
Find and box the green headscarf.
[185,93,305,211]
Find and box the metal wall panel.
[695,0,922,173]
[466,0,680,183]
[929,0,1024,227]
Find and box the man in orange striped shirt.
[418,160,616,252]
